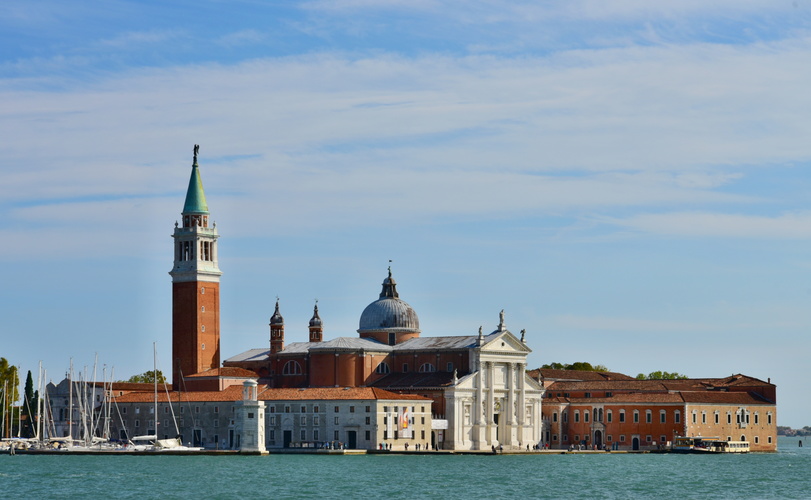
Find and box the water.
[2,437,810,499]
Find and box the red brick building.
[534,369,777,451]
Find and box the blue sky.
[1,1,810,427]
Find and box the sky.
[1,0,809,428]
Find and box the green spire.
[183,145,209,215]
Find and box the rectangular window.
[619,412,625,423]
[675,412,680,424]
[350,406,355,413]
[633,412,639,423]
[269,430,275,441]
[403,364,409,373]
[314,429,319,441]
[447,362,453,371]
[692,413,697,424]
[574,435,580,442]
[584,392,591,398]
[334,406,340,413]
[574,412,580,423]
[620,435,625,443]
[301,430,306,441]
[314,416,320,425]
[702,413,706,424]
[607,411,612,423]
[179,407,183,414]
[646,412,651,424]
[366,430,371,440]
[646,435,652,442]
[269,407,276,413]
[334,416,339,425]
[314,406,320,413]
[123,407,127,414]
[754,413,759,425]
[366,406,371,413]
[605,392,612,397]
[553,434,558,442]
[334,431,339,440]
[767,414,772,425]
[269,416,276,425]
[301,406,306,413]
[164,406,169,414]
[213,419,219,428]
[284,406,290,413]
[584,411,589,423]
[660,412,666,424]
[365,417,371,425]
[715,413,719,424]
[553,412,558,423]
[195,406,200,414]
[728,414,732,424]
[300,416,307,426]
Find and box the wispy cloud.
[606,211,811,239]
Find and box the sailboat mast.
[68,358,73,440]
[153,342,158,436]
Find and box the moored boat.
[671,436,749,453]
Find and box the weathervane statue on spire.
[193,144,200,160]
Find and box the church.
[111,147,545,451]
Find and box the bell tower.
[170,145,222,390]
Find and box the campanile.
[170,145,222,389]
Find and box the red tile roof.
[111,386,430,404]
[185,367,259,378]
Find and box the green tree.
[20,370,38,438]
[0,358,20,438]
[635,371,689,380]
[539,362,610,372]
[124,370,167,384]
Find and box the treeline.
[534,362,688,380]
[778,426,811,436]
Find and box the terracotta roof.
[681,391,772,405]
[111,386,430,404]
[185,367,258,378]
[372,371,456,390]
[90,382,154,391]
[569,393,685,404]
[547,380,670,392]
[528,369,636,382]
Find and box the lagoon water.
[3,437,810,499]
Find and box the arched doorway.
[594,430,603,448]
[632,437,640,450]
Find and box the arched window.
[419,363,436,373]
[375,362,390,374]
[282,360,302,375]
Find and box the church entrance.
[632,436,640,450]
[594,430,602,448]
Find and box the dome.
[357,269,420,334]
[270,299,284,325]
[309,304,323,327]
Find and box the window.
[214,406,219,413]
[767,413,772,425]
[727,413,732,424]
[584,392,591,398]
[584,411,590,423]
[334,406,339,413]
[620,435,625,442]
[195,406,200,414]
[619,410,625,423]
[334,431,340,441]
[715,412,719,424]
[366,406,371,413]
[269,407,276,413]
[300,430,306,441]
[134,420,140,428]
[366,417,371,425]
[366,430,371,441]
[282,361,302,375]
[660,411,666,424]
[574,411,580,423]
[692,411,697,424]
[300,416,306,425]
[447,362,453,371]
[419,363,436,373]
[702,412,706,424]
[269,430,275,441]
[754,413,759,425]
[633,411,639,423]
[552,434,558,441]
[607,435,612,442]
[563,412,568,423]
[605,392,613,397]
[660,435,666,442]
[574,435,580,442]
[284,406,291,414]
[334,417,339,425]
[269,416,276,425]
[646,435,652,443]
[768,436,772,444]
[674,411,680,424]
[301,406,306,413]
[179,407,183,414]
[213,419,219,428]
[375,362,390,374]
[607,410,612,423]
[349,406,355,413]
[314,416,320,426]
[645,410,651,424]
[402,364,409,373]
[553,412,558,423]
[314,429,319,441]
[754,436,759,444]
